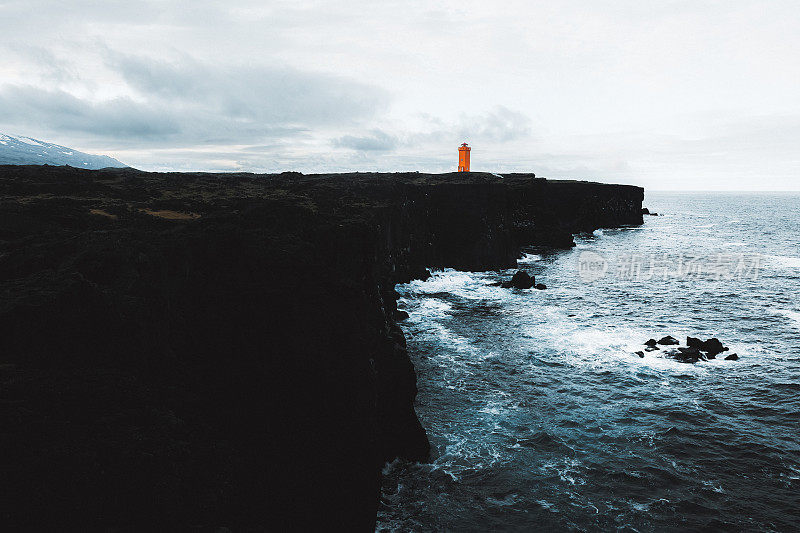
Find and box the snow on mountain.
[0,134,128,169]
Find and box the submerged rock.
[535,283,547,290]
[501,270,535,289]
[657,335,680,345]
[644,345,660,352]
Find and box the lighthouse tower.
[457,143,471,172]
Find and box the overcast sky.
[1,0,798,189]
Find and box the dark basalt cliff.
[0,166,642,530]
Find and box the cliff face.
[503,174,645,247]
[0,166,642,530]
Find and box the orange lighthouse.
[457,142,471,172]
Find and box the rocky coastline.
[0,165,643,530]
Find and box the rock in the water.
[686,336,703,349]
[644,338,658,347]
[701,337,726,356]
[644,346,660,352]
[679,346,703,358]
[501,270,535,289]
[394,310,409,320]
[535,283,547,290]
[725,353,739,361]
[670,346,703,363]
[641,207,650,215]
[657,335,679,345]
[634,351,645,358]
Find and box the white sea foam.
[518,253,542,264]
[536,500,557,512]
[399,269,510,305]
[409,298,452,321]
[520,321,716,375]
[769,255,800,269]
[540,457,585,486]
[430,431,507,479]
[401,269,484,295]
[776,309,800,330]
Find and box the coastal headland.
[0,166,642,529]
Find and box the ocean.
[377,192,800,531]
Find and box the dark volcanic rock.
[502,270,535,289]
[701,337,727,356]
[725,353,740,361]
[677,346,703,363]
[535,283,547,290]
[0,165,644,530]
[394,310,410,320]
[644,338,658,347]
[687,336,703,349]
[658,335,680,345]
[645,345,660,352]
[664,347,703,363]
[635,351,645,358]
[504,174,644,249]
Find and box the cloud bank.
[1,0,799,188]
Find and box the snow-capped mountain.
[0,134,128,169]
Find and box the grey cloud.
[0,85,181,137]
[0,0,227,30]
[397,106,534,148]
[3,1,796,186]
[457,106,532,143]
[106,52,388,127]
[332,130,398,151]
[359,106,532,154]
[0,52,389,147]
[2,44,79,83]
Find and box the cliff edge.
[0,166,643,530]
